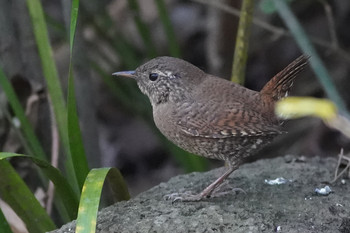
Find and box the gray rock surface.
[52,156,350,233]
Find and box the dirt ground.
[52,156,350,233]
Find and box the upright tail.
[260,55,309,101]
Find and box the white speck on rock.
[314,185,332,195]
[264,177,291,185]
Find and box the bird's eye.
[149,73,158,81]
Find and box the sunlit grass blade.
[231,0,255,84]
[0,67,47,161]
[26,0,79,192]
[67,0,90,190]
[76,168,130,233]
[276,97,337,120]
[0,160,56,233]
[276,97,350,139]
[0,153,79,220]
[0,207,12,233]
[272,0,348,115]
[154,0,181,57]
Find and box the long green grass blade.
[0,160,56,233]
[26,0,79,192]
[76,168,130,233]
[67,0,89,190]
[0,207,12,233]
[231,0,255,84]
[0,67,47,161]
[272,0,348,114]
[67,70,89,190]
[154,0,181,57]
[0,153,79,220]
[70,0,79,50]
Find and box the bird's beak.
[112,71,136,78]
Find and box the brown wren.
[113,55,308,201]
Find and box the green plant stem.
[231,0,255,84]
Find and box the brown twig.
[331,148,350,183]
[45,96,60,215]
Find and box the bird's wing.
[176,102,281,138]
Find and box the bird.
[113,55,308,201]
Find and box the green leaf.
[26,0,79,193]
[0,159,56,232]
[76,168,130,233]
[67,0,90,190]
[70,0,79,51]
[67,69,89,190]
[0,207,13,233]
[0,153,79,220]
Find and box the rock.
[52,156,350,233]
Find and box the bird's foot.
[164,167,244,202]
[163,185,245,202]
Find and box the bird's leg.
[197,166,236,198]
[165,165,241,202]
